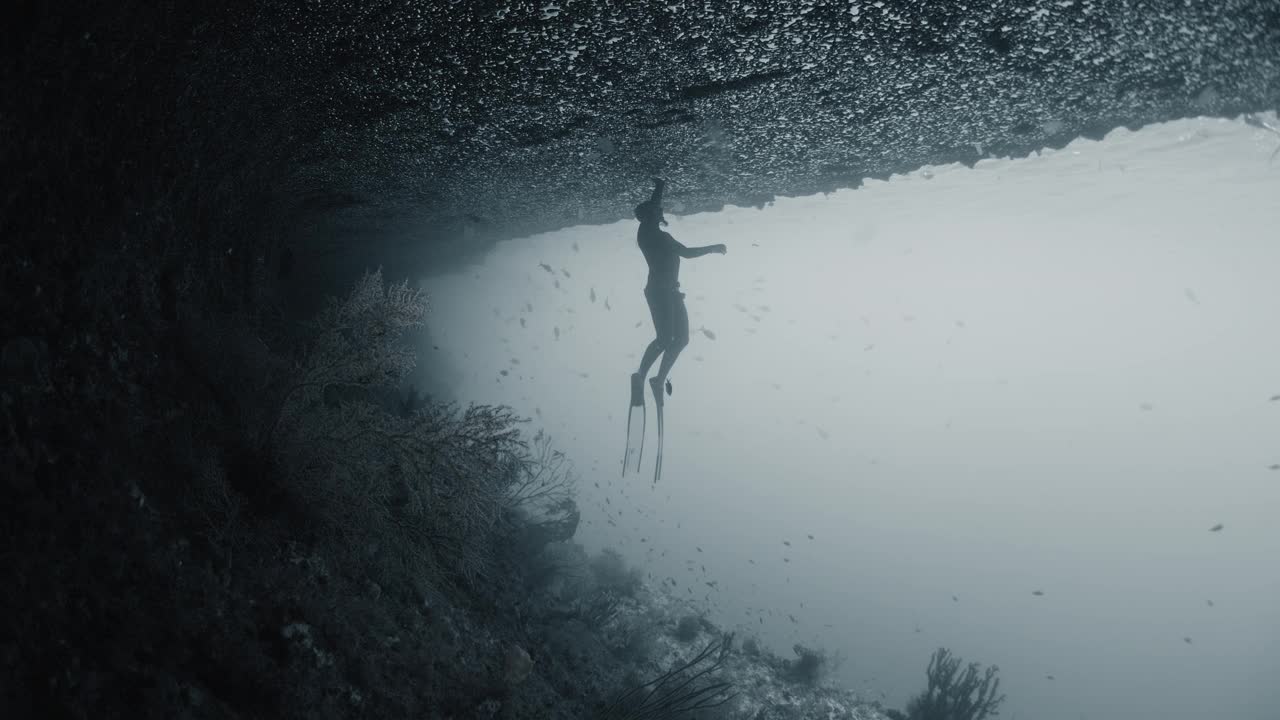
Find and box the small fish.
[864,344,875,351]
[817,427,829,440]
[554,326,560,340]
[1184,288,1200,304]
[666,379,673,396]
[538,263,553,273]
[807,534,814,540]
[640,538,646,543]
[526,302,533,312]
[783,558,790,563]
[748,559,755,564]
[605,297,611,310]
[698,326,716,340]
[519,318,526,328]
[782,540,791,547]
[696,547,702,553]
[572,242,580,252]
[1140,402,1153,411]
[1206,599,1214,607]
[1209,523,1223,532]
[788,614,798,624]
[952,595,959,602]
[1184,636,1193,644]
[589,288,596,302]
[499,370,509,377]
[554,279,561,289]
[634,321,642,328]
[1046,675,1055,681]
[1270,394,1280,402]
[1268,464,1279,471]
[1032,590,1045,596]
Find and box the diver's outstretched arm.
[675,242,727,259]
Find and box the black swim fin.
[653,400,664,485]
[622,373,645,476]
[650,377,665,485]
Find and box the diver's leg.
[637,287,671,378]
[652,292,689,385]
[632,339,661,407]
[637,339,665,378]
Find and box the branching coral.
[265,269,528,585]
[504,428,577,514]
[601,634,737,720]
[906,647,1006,720]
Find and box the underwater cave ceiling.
[277,0,1280,260]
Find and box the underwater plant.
[906,647,1005,720]
[601,634,737,720]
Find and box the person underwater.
[622,177,726,483]
[630,176,727,408]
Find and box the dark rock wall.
[262,0,1280,284]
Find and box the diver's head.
[634,200,666,226]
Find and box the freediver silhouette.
[622,177,726,483]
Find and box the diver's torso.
[637,224,679,291]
